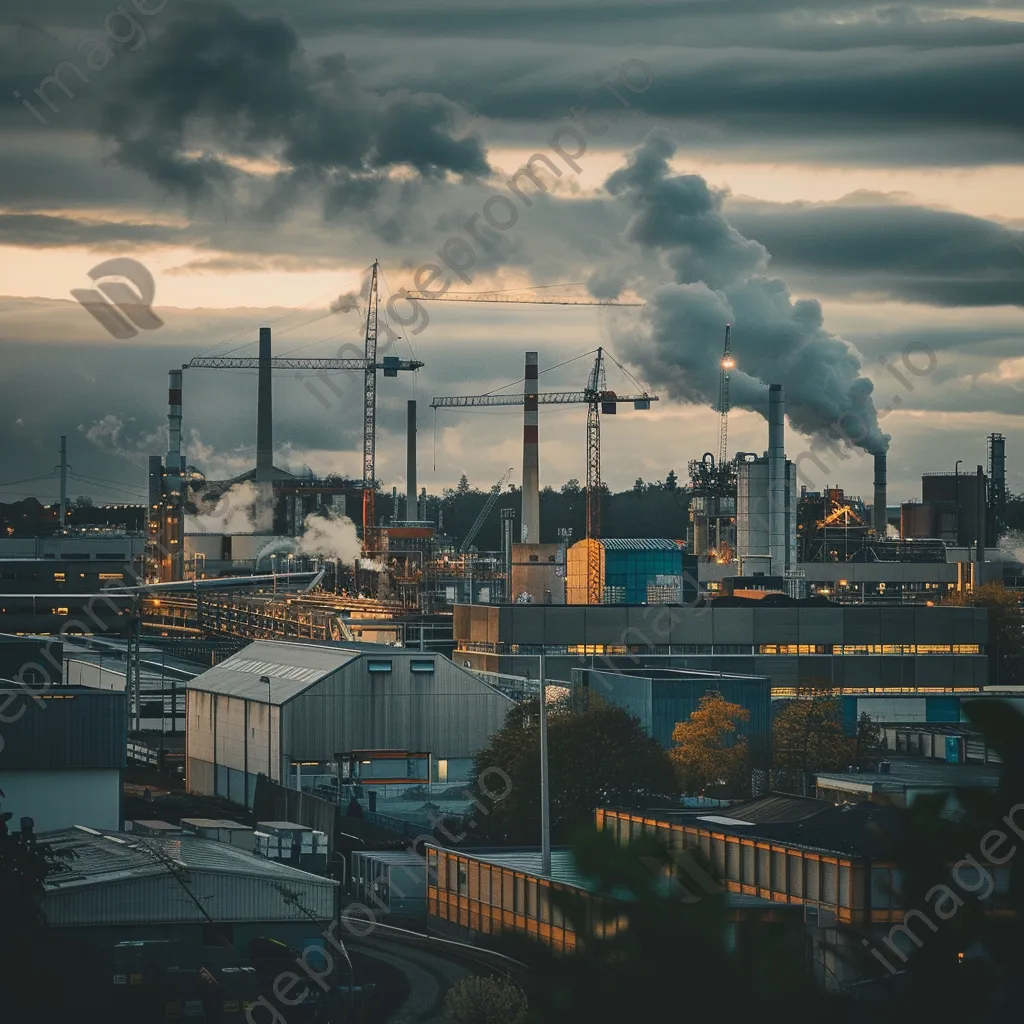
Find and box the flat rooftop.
[815,757,1001,792]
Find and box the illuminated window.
[99,573,123,580]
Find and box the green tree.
[561,478,582,496]
[457,474,470,494]
[670,692,750,795]
[665,469,678,491]
[856,711,883,755]
[441,975,527,1024]
[772,689,855,793]
[633,477,645,496]
[473,695,678,845]
[943,581,1024,685]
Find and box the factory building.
[0,686,125,832]
[565,539,693,605]
[40,825,338,953]
[596,798,1010,988]
[573,666,771,745]
[453,602,988,692]
[735,386,798,574]
[901,469,989,553]
[185,640,513,809]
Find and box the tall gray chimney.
[256,327,273,482]
[873,452,887,537]
[406,400,417,521]
[522,351,540,542]
[768,385,786,571]
[977,464,986,562]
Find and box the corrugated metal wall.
[0,690,125,769]
[283,656,512,761]
[46,870,335,926]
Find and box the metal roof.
[599,538,682,552]
[815,757,1001,791]
[41,825,336,892]
[185,641,360,704]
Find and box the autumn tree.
[670,692,750,796]
[472,695,678,845]
[772,689,856,794]
[943,581,1024,685]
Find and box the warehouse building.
[572,666,771,745]
[186,640,513,809]
[454,602,988,693]
[596,799,1012,988]
[0,685,125,832]
[426,839,799,958]
[42,825,337,953]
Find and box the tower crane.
[185,262,422,555]
[432,349,658,605]
[717,324,733,470]
[458,467,514,554]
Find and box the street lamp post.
[538,650,551,876]
[955,460,963,547]
[260,675,272,780]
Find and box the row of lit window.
[470,643,982,657]
[770,687,982,697]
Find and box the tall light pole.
[260,675,272,780]
[538,651,551,875]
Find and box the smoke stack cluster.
[768,384,786,572]
[873,453,887,537]
[407,400,417,521]
[522,351,540,542]
[256,326,273,483]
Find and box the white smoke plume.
[358,558,389,573]
[604,130,890,456]
[186,481,273,533]
[998,531,1024,565]
[296,510,362,561]
[330,291,362,315]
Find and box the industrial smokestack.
[406,400,417,521]
[167,369,183,471]
[522,351,540,542]
[768,384,786,571]
[256,327,273,483]
[873,452,888,537]
[977,464,986,562]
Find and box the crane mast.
[718,324,733,470]
[459,467,514,554]
[362,262,380,554]
[585,348,607,606]
[432,348,657,606]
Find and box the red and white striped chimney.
[167,369,183,474]
[522,351,540,542]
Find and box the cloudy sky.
[2,0,1022,511]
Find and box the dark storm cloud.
[727,196,1024,308]
[94,1,488,207]
[606,131,889,454]
[0,212,185,248]
[436,43,1024,150]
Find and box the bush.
[440,975,527,1024]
